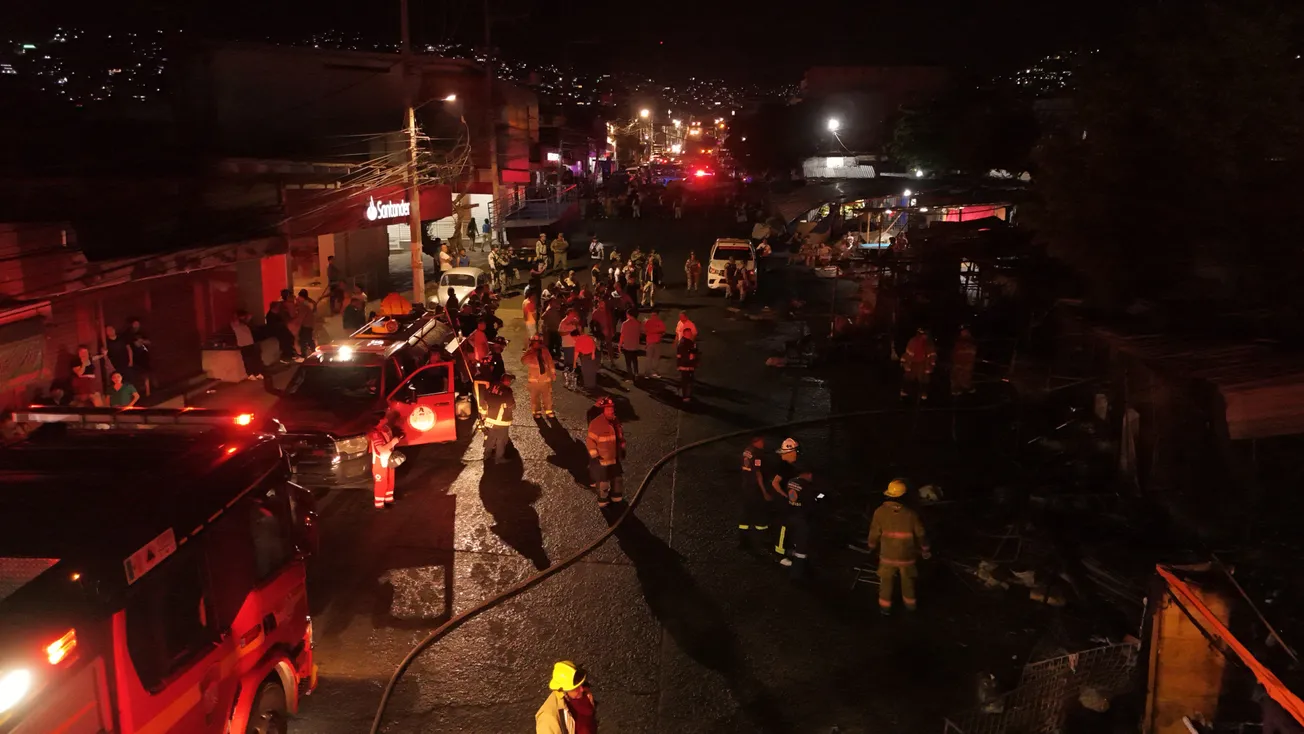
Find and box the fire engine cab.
[274,309,462,488]
[0,407,317,734]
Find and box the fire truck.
[0,407,317,734]
[274,310,463,488]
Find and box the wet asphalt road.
[296,209,1047,734]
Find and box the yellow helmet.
[548,661,586,692]
[885,479,908,498]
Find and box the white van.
[706,238,756,291]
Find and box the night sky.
[9,0,1141,82]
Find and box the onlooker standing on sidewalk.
[107,371,140,407]
[70,345,103,407]
[618,310,642,381]
[559,308,581,374]
[266,300,297,362]
[588,235,604,262]
[231,310,265,380]
[676,328,700,402]
[104,325,134,386]
[466,217,478,249]
[642,310,667,378]
[124,317,152,397]
[675,311,697,343]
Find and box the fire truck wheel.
[247,679,289,734]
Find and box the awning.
[283,183,453,238]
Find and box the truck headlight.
[0,669,32,714]
[335,435,369,457]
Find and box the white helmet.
[776,437,800,454]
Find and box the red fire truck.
[0,407,318,734]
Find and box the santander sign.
[365,196,411,222]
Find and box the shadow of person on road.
[537,418,595,490]
[479,454,550,570]
[603,508,794,734]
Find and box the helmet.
[594,397,615,409]
[548,661,586,692]
[529,334,544,344]
[776,437,800,454]
[885,479,908,498]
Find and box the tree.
[1032,1,1304,312]
[888,82,1038,176]
[727,102,818,177]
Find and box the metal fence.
[943,642,1140,734]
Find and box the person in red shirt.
[641,310,667,378]
[573,327,599,391]
[469,319,491,363]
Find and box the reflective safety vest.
[483,385,514,427]
[868,501,930,566]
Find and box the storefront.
[283,183,453,299]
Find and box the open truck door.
[387,362,456,445]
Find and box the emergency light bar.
[14,406,258,428]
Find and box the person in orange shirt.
[522,296,538,338]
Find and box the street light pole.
[401,0,426,303]
[483,0,502,245]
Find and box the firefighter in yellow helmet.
[868,478,931,615]
[535,660,596,734]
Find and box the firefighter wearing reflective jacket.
[737,436,770,549]
[950,326,978,396]
[483,373,516,464]
[869,479,931,615]
[587,397,626,507]
[369,410,402,509]
[900,327,937,400]
[778,470,814,572]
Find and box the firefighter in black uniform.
[779,470,814,575]
[737,436,772,549]
[483,373,515,464]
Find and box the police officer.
[771,437,801,556]
[369,410,403,509]
[737,436,771,549]
[779,469,815,574]
[483,373,516,464]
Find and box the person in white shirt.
[231,310,265,380]
[438,243,453,272]
[589,236,605,261]
[675,311,697,343]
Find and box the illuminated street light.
[914,168,924,178]
[639,109,650,118]
[670,144,682,154]
[903,189,912,197]
[673,119,681,127]
[443,94,457,102]
[827,118,840,132]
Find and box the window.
[125,543,212,692]
[407,366,449,397]
[441,273,476,288]
[383,358,403,394]
[249,485,294,581]
[287,365,380,401]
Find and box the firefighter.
[522,335,557,419]
[900,326,937,400]
[483,373,516,464]
[737,436,771,549]
[951,325,978,396]
[587,397,626,507]
[369,410,403,509]
[868,479,931,615]
[771,437,801,556]
[535,661,596,734]
[779,469,814,573]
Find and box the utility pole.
[483,0,502,245]
[401,0,426,303]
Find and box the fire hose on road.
[370,401,1004,733]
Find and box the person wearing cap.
[587,397,626,507]
[522,336,558,419]
[737,436,772,549]
[483,373,516,464]
[536,661,596,734]
[771,438,802,556]
[950,325,978,396]
[869,479,932,615]
[900,326,937,400]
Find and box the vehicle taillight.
[234,413,254,427]
[46,629,76,665]
[0,670,32,714]
[694,170,708,177]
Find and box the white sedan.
[432,267,490,309]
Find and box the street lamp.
[914,168,924,178]
[673,119,681,127]
[903,189,913,197]
[443,94,457,102]
[827,118,840,132]
[639,109,650,118]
